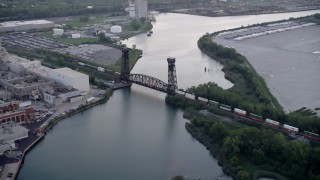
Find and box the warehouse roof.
[0,20,53,28]
[51,67,88,78]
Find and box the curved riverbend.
[18,10,320,180]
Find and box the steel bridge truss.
[129,74,168,93]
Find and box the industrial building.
[49,67,89,92]
[129,0,148,19]
[0,123,29,155]
[0,45,88,103]
[41,85,81,105]
[0,20,55,33]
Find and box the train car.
[185,93,195,100]
[248,113,263,122]
[78,62,85,66]
[265,118,280,128]
[97,67,105,72]
[234,108,246,116]
[198,97,208,103]
[219,104,231,111]
[208,100,219,107]
[282,124,299,134]
[175,90,186,96]
[85,97,95,103]
[303,131,320,141]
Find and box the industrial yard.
[214,24,320,114]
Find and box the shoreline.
[10,92,113,180]
[170,8,320,18]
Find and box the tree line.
[196,34,320,135]
[187,115,320,180]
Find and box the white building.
[53,28,64,36]
[129,0,148,19]
[129,1,136,18]
[110,25,122,34]
[0,20,55,33]
[49,68,89,92]
[135,0,148,19]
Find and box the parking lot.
[57,44,122,65]
[1,32,122,66]
[1,33,70,51]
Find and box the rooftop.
[0,20,53,28]
[0,123,29,155]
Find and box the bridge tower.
[167,57,177,95]
[120,48,130,81]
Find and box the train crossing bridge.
[120,49,178,95]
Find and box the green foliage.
[79,16,89,22]
[165,95,205,110]
[98,32,112,43]
[314,13,320,20]
[197,34,320,134]
[172,176,184,180]
[187,116,320,180]
[236,170,251,180]
[131,19,141,30]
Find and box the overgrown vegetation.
[196,32,320,135]
[186,112,320,180]
[196,34,284,118]
[166,96,320,180]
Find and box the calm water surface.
[18,10,320,180]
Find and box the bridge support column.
[120,48,130,81]
[167,57,177,95]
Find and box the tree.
[131,19,140,30]
[172,176,184,180]
[236,170,250,180]
[209,122,227,142]
[139,17,146,23]
[98,32,112,43]
[79,16,89,22]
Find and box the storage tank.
[110,25,122,34]
[53,28,64,35]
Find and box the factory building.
[129,1,136,18]
[0,107,35,125]
[0,123,29,155]
[129,0,148,19]
[49,68,89,92]
[0,45,88,104]
[41,85,81,105]
[0,20,55,33]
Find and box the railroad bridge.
[120,49,177,95]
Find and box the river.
[18,10,320,180]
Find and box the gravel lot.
[214,25,320,113]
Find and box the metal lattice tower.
[120,48,130,81]
[167,57,177,95]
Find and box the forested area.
[166,95,320,180]
[188,115,320,180]
[0,0,212,21]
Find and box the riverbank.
[213,23,320,114]
[171,8,320,18]
[165,95,319,180]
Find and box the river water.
[18,10,320,180]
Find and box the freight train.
[175,90,320,142]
